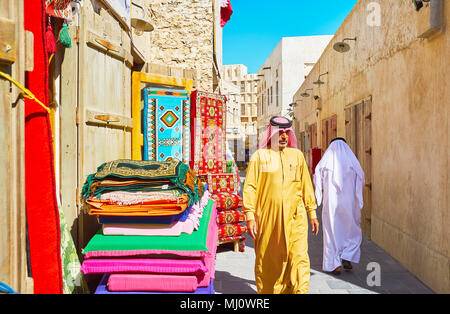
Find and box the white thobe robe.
[313,140,365,272]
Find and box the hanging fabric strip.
[0,71,51,113]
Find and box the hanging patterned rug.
[190,91,227,176]
[24,0,63,294]
[142,88,190,163]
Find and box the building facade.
[292,0,449,293]
[223,64,259,164]
[221,79,242,160]
[256,36,333,140]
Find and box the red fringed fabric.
[24,0,63,294]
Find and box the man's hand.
[247,219,258,239]
[310,218,319,236]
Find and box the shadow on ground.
[214,270,257,294]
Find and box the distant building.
[223,64,259,164]
[256,35,333,140]
[221,79,241,160]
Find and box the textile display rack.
[80,89,247,293]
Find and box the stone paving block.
[326,280,354,290]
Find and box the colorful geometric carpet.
[190,91,227,176]
[142,88,190,163]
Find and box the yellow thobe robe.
[243,147,317,294]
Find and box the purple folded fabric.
[95,274,215,294]
[81,258,207,275]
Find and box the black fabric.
[330,137,347,144]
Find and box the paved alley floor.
[214,173,434,294]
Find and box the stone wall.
[146,0,216,92]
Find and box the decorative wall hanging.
[142,88,190,163]
[190,90,227,176]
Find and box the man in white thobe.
[313,138,365,275]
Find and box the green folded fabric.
[81,158,198,202]
[83,199,214,254]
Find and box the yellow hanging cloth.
[0,71,51,114]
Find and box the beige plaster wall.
[293,0,449,293]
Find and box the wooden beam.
[86,109,133,129]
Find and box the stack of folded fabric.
[207,173,247,252]
[213,192,247,252]
[80,158,218,294]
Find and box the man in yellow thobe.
[243,116,319,294]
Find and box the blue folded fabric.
[94,274,215,294]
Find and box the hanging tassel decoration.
[58,22,72,48]
[45,17,58,55]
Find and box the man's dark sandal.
[331,267,341,275]
[342,260,353,270]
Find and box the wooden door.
[362,98,372,237]
[321,114,338,150]
[0,0,33,293]
[344,98,372,238]
[307,123,317,173]
[75,6,133,250]
[299,131,305,152]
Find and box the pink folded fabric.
[107,274,199,292]
[81,258,207,275]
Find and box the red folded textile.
[208,173,238,194]
[218,223,247,238]
[217,210,245,224]
[211,192,240,211]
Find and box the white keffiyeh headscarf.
[314,139,365,208]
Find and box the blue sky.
[223,0,358,74]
